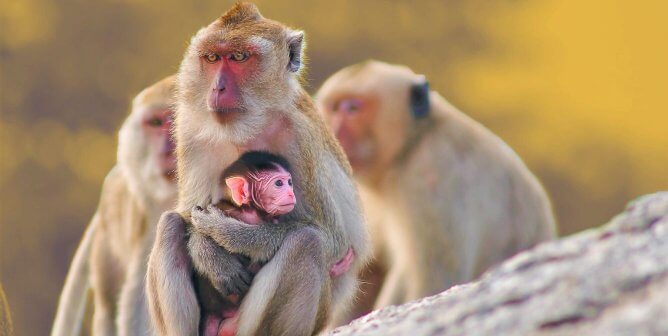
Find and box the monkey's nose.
[215,76,227,92]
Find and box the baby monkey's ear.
[225,176,250,206]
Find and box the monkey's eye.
[337,99,362,114]
[229,51,250,62]
[288,179,292,186]
[275,179,284,187]
[147,118,163,127]
[204,53,221,63]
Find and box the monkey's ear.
[410,79,430,119]
[287,30,304,73]
[225,176,250,206]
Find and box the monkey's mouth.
[212,107,245,124]
[277,203,295,212]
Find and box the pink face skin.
[251,166,296,216]
[225,165,296,218]
[141,109,177,180]
[323,97,377,170]
[201,43,260,124]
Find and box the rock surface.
[332,192,668,336]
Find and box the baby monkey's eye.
[275,179,284,187]
[204,53,220,63]
[288,179,292,186]
[229,51,250,62]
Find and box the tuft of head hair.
[239,151,292,174]
[219,2,263,26]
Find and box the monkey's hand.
[188,232,253,297]
[191,205,297,262]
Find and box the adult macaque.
[51,76,177,336]
[316,61,557,321]
[145,3,369,336]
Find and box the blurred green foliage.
[1,1,666,335]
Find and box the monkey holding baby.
[146,4,370,336]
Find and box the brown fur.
[316,60,557,323]
[146,3,369,336]
[51,77,177,336]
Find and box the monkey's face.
[141,107,177,181]
[317,61,414,179]
[252,167,296,216]
[319,95,379,171]
[179,5,304,144]
[118,76,178,203]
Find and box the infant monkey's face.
[254,166,295,216]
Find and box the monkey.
[51,76,177,336]
[1,283,12,336]
[145,3,370,336]
[193,151,358,335]
[315,60,557,323]
[189,151,297,335]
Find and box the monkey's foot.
[330,247,355,277]
[218,310,239,336]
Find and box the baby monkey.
[189,151,297,335]
[190,151,354,336]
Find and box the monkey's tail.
[51,217,97,336]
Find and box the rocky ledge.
[332,192,668,336]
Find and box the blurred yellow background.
[1,1,666,335]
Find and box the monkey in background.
[146,3,370,336]
[316,60,557,322]
[51,76,177,336]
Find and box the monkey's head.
[119,75,178,202]
[178,2,305,144]
[316,60,430,181]
[224,152,296,216]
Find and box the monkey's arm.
[145,211,199,336]
[188,232,253,296]
[51,215,97,336]
[191,205,299,262]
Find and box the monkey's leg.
[191,205,298,262]
[91,274,117,336]
[90,227,120,336]
[116,232,152,336]
[372,266,408,310]
[187,232,253,296]
[145,211,199,336]
[236,227,330,336]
